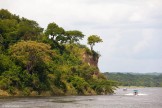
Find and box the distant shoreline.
[118,86,162,88]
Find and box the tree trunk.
[90,45,93,51]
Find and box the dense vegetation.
[0,9,117,96]
[104,72,162,87]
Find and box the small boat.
[133,90,138,95]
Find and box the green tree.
[91,80,117,94]
[9,41,55,74]
[0,54,14,75]
[45,22,65,43]
[18,18,43,40]
[87,35,103,51]
[65,30,84,44]
[0,19,19,49]
[69,76,90,94]
[0,9,12,19]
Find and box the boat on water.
[133,90,138,95]
[124,89,148,96]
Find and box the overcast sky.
[1,0,162,72]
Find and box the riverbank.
[0,89,97,97]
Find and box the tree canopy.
[88,35,103,51]
[45,22,65,42]
[65,30,84,44]
[9,41,55,74]
[0,9,12,19]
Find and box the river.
[0,87,162,108]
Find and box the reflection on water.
[0,88,162,108]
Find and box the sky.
[1,0,162,72]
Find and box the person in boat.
[133,90,138,95]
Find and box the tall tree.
[18,18,43,40]
[0,19,19,48]
[0,11,43,48]
[9,41,55,74]
[45,22,65,43]
[65,30,84,44]
[87,35,103,51]
[0,9,12,19]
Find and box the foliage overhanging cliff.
[0,9,117,96]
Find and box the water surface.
[0,88,162,108]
